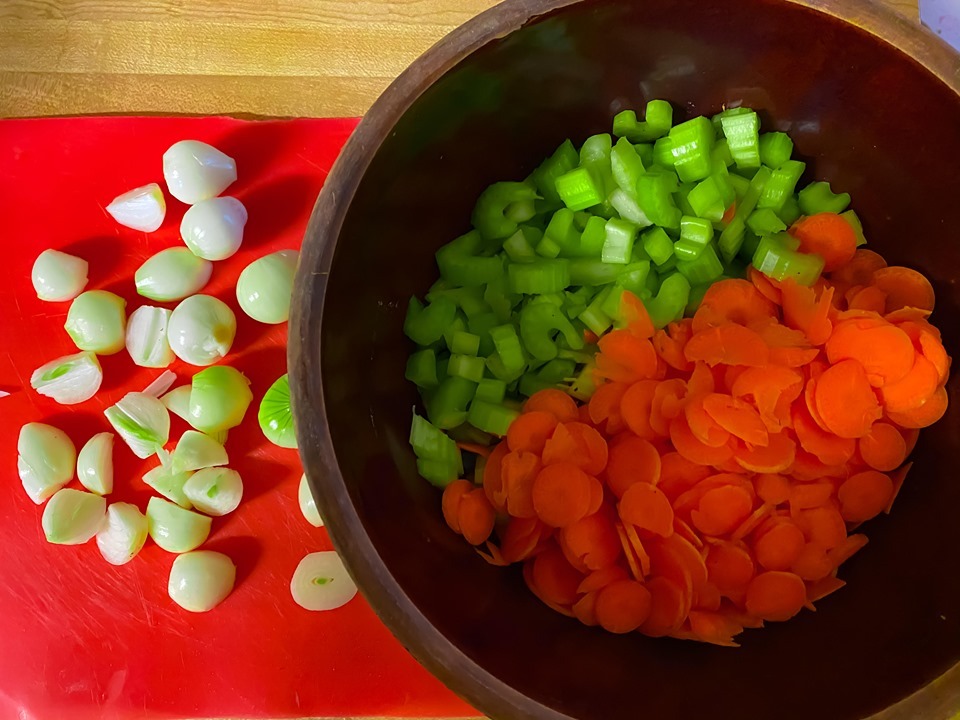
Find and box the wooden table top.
[0,0,919,119]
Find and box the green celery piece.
[728,173,751,200]
[426,376,476,430]
[441,312,468,351]
[752,232,823,285]
[798,181,851,215]
[841,209,868,246]
[609,188,653,227]
[532,140,579,205]
[488,324,525,372]
[601,218,639,264]
[674,216,714,260]
[578,285,614,335]
[467,400,520,437]
[687,176,726,221]
[634,143,655,168]
[416,458,460,488]
[612,110,640,139]
[719,109,761,169]
[645,100,674,136]
[757,160,806,212]
[777,195,803,227]
[403,296,456,346]
[666,116,715,182]
[503,228,539,263]
[642,227,674,267]
[507,259,570,295]
[555,168,603,211]
[713,138,734,167]
[485,352,526,383]
[747,208,787,236]
[611,137,645,195]
[614,261,652,296]
[613,101,673,143]
[718,166,772,262]
[738,231,762,263]
[543,208,582,255]
[410,412,461,468]
[712,106,752,136]
[653,137,677,168]
[644,272,691,329]
[535,234,562,259]
[674,183,697,217]
[435,230,502,287]
[471,181,539,241]
[568,259,625,286]
[676,245,724,285]
[686,282,711,316]
[448,354,486,383]
[758,132,794,169]
[405,349,438,388]
[450,331,480,356]
[559,215,605,258]
[519,302,584,362]
[636,174,681,230]
[474,378,507,405]
[468,312,498,356]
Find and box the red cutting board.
[0,117,474,720]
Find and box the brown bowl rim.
[288,1,960,717]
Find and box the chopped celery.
[475,378,507,404]
[798,181,851,215]
[752,232,824,285]
[520,302,583,362]
[645,272,691,329]
[611,137,645,194]
[427,376,476,429]
[435,231,503,287]
[642,227,675,267]
[532,140,578,205]
[450,331,481,356]
[448,354,486,383]
[674,216,714,260]
[404,296,457,345]
[555,168,603,211]
[507,259,569,295]
[757,160,806,211]
[687,176,727,221]
[758,132,794,169]
[467,400,520,436]
[747,208,787,236]
[472,182,539,241]
[666,116,715,182]
[568,259,624,286]
[718,166,772,262]
[601,218,639,264]
[677,245,724,284]
[405,348,439,388]
[841,209,868,246]
[636,173,682,229]
[719,109,760,169]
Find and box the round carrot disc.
[838,470,894,523]
[618,482,675,538]
[814,359,882,439]
[532,462,594,528]
[606,435,661,498]
[859,423,907,472]
[705,542,756,595]
[458,489,497,545]
[523,388,579,422]
[639,576,688,637]
[745,571,807,622]
[441,479,474,535]
[531,544,583,606]
[595,579,653,633]
[691,485,754,537]
[507,410,558,455]
[753,520,805,571]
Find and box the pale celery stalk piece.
[168,550,236,612]
[167,294,236,366]
[30,351,102,405]
[180,197,248,261]
[42,488,106,545]
[65,290,127,354]
[142,370,177,399]
[106,183,167,232]
[258,373,297,449]
[31,249,88,302]
[171,430,228,474]
[236,250,299,324]
[182,467,242,516]
[104,391,170,459]
[160,385,192,423]
[77,431,114,495]
[143,464,194,509]
[188,366,252,433]
[163,140,237,205]
[146,497,211,553]
[290,552,358,611]
[126,306,175,368]
[96,502,148,565]
[18,422,76,504]
[298,474,324,528]
[135,248,213,302]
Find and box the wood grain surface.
[0,0,919,119]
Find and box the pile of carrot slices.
[441,248,950,646]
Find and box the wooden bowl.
[289,1,960,718]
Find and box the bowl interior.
[299,1,960,718]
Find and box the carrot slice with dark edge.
[871,265,935,313]
[706,542,755,596]
[691,485,754,536]
[531,544,583,606]
[458,489,497,545]
[572,591,599,626]
[886,385,948,429]
[442,479,473,535]
[639,576,687,637]
[838,470,893,523]
[745,571,807,621]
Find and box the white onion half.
[42,488,106,545]
[298,474,324,528]
[31,249,89,302]
[106,183,167,232]
[96,502,148,565]
[126,306,175,368]
[104,391,170,459]
[171,430,228,474]
[77,432,114,495]
[180,197,248,261]
[163,140,237,204]
[182,467,242,516]
[168,550,236,612]
[290,552,357,611]
[18,422,76,504]
[30,351,102,405]
[146,497,211,553]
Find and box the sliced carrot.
[523,388,579,423]
[532,462,594,528]
[674,516,705,549]
[531,544,583,606]
[837,470,893,523]
[754,473,792,506]
[578,403,593,424]
[476,540,510,567]
[588,380,630,434]
[639,576,687,637]
[595,579,652,633]
[722,201,737,225]
[706,542,755,595]
[734,431,797,474]
[456,441,492,458]
[523,560,575,617]
[482,441,510,512]
[880,354,940,413]
[807,575,846,603]
[650,378,688,437]
[619,482,675,538]
[619,379,659,439]
[560,512,622,572]
[792,543,834,581]
[702,392,769,446]
[542,421,608,476]
[686,610,743,647]
[919,332,951,386]
[790,482,835,510]
[790,212,857,272]
[903,429,920,456]
[825,320,915,387]
[651,533,709,593]
[745,571,807,621]
[827,533,869,567]
[731,504,772,541]
[685,323,770,367]
[623,522,653,577]
[620,290,656,339]
[829,248,887,288]
[658,452,713,500]
[859,422,907,472]
[780,278,834,346]
[792,401,856,466]
[685,394,731,448]
[687,361,716,397]
[500,517,547,563]
[732,365,804,433]
[596,331,660,383]
[886,385,948,429]
[691,485,754,536]
[615,521,645,582]
[815,359,882,438]
[458,489,497,545]
[693,581,722,612]
[796,506,847,549]
[754,520,805,571]
[654,321,694,372]
[673,473,748,517]
[789,450,847,483]
[847,285,887,313]
[692,279,777,333]
[586,475,605,517]
[871,265,936,313]
[572,591,599,626]
[605,435,661,497]
[507,411,558,455]
[442,479,474,535]
[578,565,629,594]
[670,415,736,467]
[748,266,782,305]
[885,462,912,514]
[501,450,541,519]
[583,329,600,345]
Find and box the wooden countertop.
[0,0,920,119]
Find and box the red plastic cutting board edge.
[0,117,474,720]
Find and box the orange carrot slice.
[507,410,558,455]
[658,452,713,500]
[685,323,770,367]
[886,385,948,429]
[619,482,675,538]
[572,591,599,626]
[692,279,777,333]
[702,392,769,446]
[731,504,772,541]
[578,565,630,595]
[814,359,882,438]
[796,506,847,549]
[885,462,912,514]
[532,462,594,528]
[792,401,856,466]
[686,610,744,647]
[501,517,550,563]
[620,290,656,339]
[734,431,797,474]
[754,520,805,571]
[872,266,936,313]
[442,479,474,535]
[595,579,653,633]
[650,378,688,436]
[748,266,782,305]
[606,435,661,498]
[790,482,835,510]
[458,489,497,545]
[859,422,907,472]
[693,581,722,612]
[827,533,869,567]
[523,388,579,422]
[639,576,688,637]
[825,320,915,387]
[838,470,893,523]
[706,542,755,596]
[846,285,887,314]
[789,450,847,483]
[615,521,645,582]
[880,354,940,413]
[560,512,622,571]
[482,440,510,512]
[588,380,630,434]
[523,560,575,617]
[807,575,846,603]
[674,516,705,549]
[745,571,807,621]
[732,365,804,433]
[791,543,834,581]
[623,522,653,577]
[596,331,660,382]
[685,394,731,448]
[754,473,792,506]
[780,278,834,346]
[501,450,541,519]
[620,379,659,439]
[652,533,709,593]
[654,321,694,372]
[542,421,609,476]
[670,415,735,467]
[790,213,857,272]
[829,248,887,288]
[531,544,583,606]
[691,485,754,536]
[476,540,510,567]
